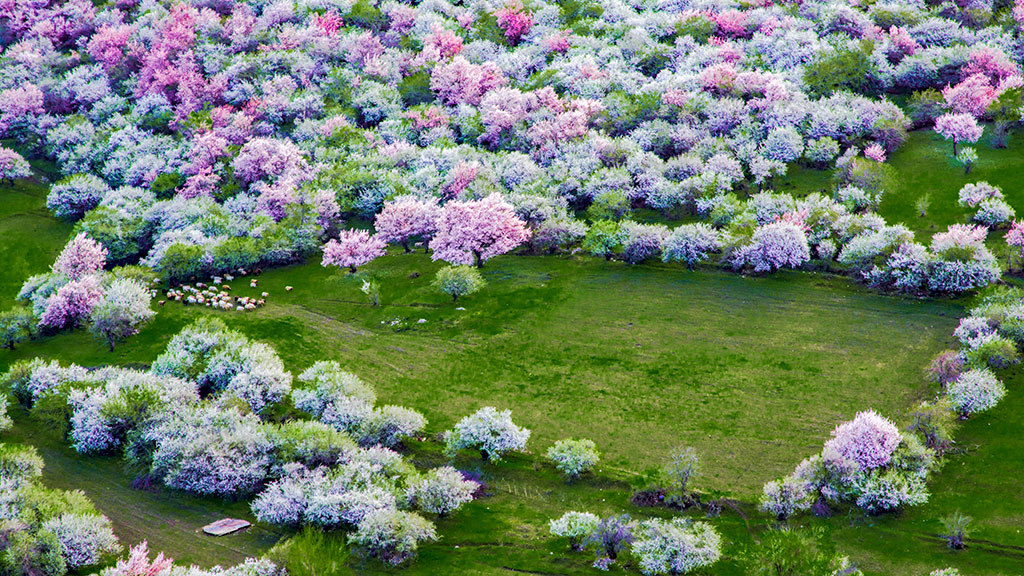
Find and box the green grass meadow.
[2,139,1024,574]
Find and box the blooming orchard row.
[0,0,1022,342]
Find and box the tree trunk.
[402,240,411,253]
[109,340,116,352]
[473,250,483,268]
[452,294,458,303]
[952,141,958,157]
[349,265,357,273]
[480,450,489,461]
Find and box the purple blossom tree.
[934,113,983,156]
[822,410,902,471]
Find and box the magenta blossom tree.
[374,196,440,253]
[934,113,983,156]
[322,229,387,273]
[40,276,103,330]
[429,194,530,267]
[54,233,108,280]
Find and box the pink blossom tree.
[104,541,173,576]
[429,194,530,267]
[54,234,108,280]
[322,229,387,273]
[934,113,983,156]
[942,73,998,117]
[374,196,440,252]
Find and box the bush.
[759,477,813,520]
[620,221,668,264]
[358,405,427,448]
[946,369,1005,417]
[583,514,634,561]
[662,224,720,269]
[549,511,600,551]
[432,266,486,304]
[444,407,530,461]
[41,513,121,569]
[269,420,356,469]
[0,307,35,350]
[546,438,600,479]
[582,220,625,260]
[406,466,478,516]
[631,518,721,575]
[347,509,437,566]
[804,46,876,97]
[962,334,1019,370]
[739,528,860,576]
[47,174,110,221]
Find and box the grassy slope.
[1,139,1023,574]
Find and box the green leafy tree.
[432,266,486,304]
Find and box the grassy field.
[2,142,1023,575]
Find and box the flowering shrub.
[662,225,719,269]
[947,369,1005,417]
[100,541,173,576]
[0,147,31,182]
[293,361,376,434]
[42,513,121,569]
[47,175,111,221]
[151,319,291,414]
[444,407,530,461]
[348,509,437,566]
[53,234,107,281]
[406,466,478,516]
[760,477,814,520]
[732,222,810,273]
[619,222,668,264]
[142,405,275,496]
[549,511,600,551]
[631,518,722,575]
[359,405,427,448]
[822,410,902,471]
[89,279,155,351]
[766,410,932,515]
[545,438,600,479]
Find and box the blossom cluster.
[762,410,933,516]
